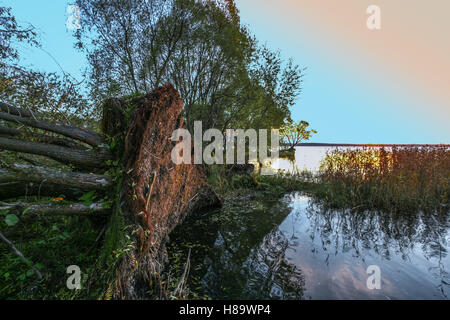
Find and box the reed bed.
[317,146,450,212]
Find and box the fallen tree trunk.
[0,126,88,150]
[0,182,84,201]
[0,168,16,182]
[0,102,42,119]
[0,107,105,147]
[17,155,45,167]
[0,137,111,169]
[0,163,113,191]
[0,201,111,217]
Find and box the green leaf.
[34,263,44,270]
[102,202,113,209]
[59,231,71,240]
[22,206,32,215]
[5,214,19,226]
[79,190,95,201]
[79,190,96,205]
[109,140,116,152]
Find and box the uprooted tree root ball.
[0,84,222,299]
[115,84,222,299]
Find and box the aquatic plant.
[317,146,450,212]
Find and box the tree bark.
[0,108,105,147]
[0,137,111,168]
[0,126,88,150]
[0,202,111,217]
[0,182,84,201]
[0,102,42,119]
[0,164,113,191]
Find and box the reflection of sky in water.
[174,190,450,299]
[276,193,450,299]
[197,193,450,299]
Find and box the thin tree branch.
[0,231,43,280]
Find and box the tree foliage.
[0,7,37,61]
[279,120,317,150]
[0,6,92,126]
[74,0,304,131]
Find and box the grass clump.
[207,163,317,200]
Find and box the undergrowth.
[0,199,101,299]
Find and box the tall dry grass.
[318,146,449,212]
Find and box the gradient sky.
[2,0,449,143]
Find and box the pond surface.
[168,192,450,299]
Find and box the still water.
[168,192,450,299]
[271,146,333,173]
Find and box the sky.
[2,0,449,144]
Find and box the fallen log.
[0,163,112,191]
[0,108,105,147]
[0,102,42,119]
[0,168,16,182]
[17,156,45,167]
[0,137,111,168]
[0,182,84,200]
[0,201,111,217]
[0,126,88,150]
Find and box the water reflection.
[290,193,450,299]
[194,196,305,299]
[168,192,450,299]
